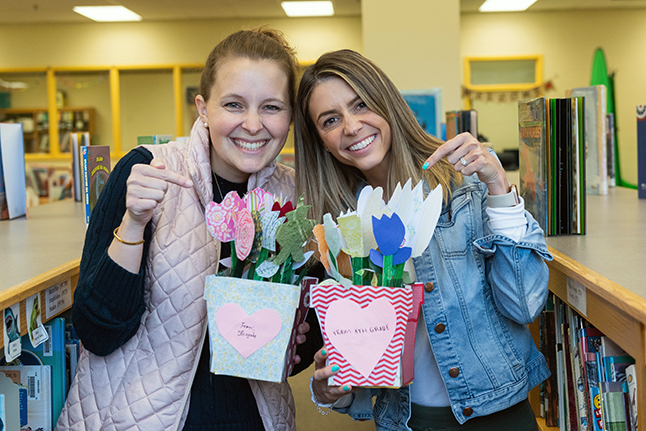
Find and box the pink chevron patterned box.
[310,283,417,388]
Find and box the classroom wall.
[0,17,363,153]
[461,9,646,185]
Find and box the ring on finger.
[459,156,469,167]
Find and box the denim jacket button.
[424,282,434,292]
[449,367,460,378]
[463,407,473,416]
[435,323,445,333]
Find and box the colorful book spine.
[638,105,646,199]
[82,145,90,224]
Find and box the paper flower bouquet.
[310,180,443,388]
[203,189,317,383]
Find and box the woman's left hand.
[292,321,310,365]
[423,132,509,195]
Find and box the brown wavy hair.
[294,49,461,222]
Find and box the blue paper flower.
[369,213,412,267]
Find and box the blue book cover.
[82,145,90,224]
[20,317,66,428]
[638,105,646,199]
[603,355,635,383]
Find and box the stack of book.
[539,294,638,431]
[518,96,586,236]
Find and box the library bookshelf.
[1,187,644,429]
[530,186,646,430]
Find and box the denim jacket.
[335,175,553,430]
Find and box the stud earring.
[204,122,208,128]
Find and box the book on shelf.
[580,327,604,431]
[542,294,560,426]
[445,110,478,140]
[71,132,90,202]
[518,97,549,233]
[638,105,646,199]
[0,365,53,431]
[568,309,589,431]
[19,317,67,428]
[518,97,586,236]
[625,364,638,431]
[0,122,27,220]
[568,86,608,196]
[599,381,629,431]
[82,145,111,224]
[606,113,616,188]
[137,134,173,146]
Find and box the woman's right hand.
[312,347,356,404]
[109,158,192,273]
[124,158,193,228]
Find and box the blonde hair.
[294,49,461,222]
[199,27,298,112]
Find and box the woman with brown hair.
[295,49,551,431]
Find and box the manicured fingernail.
[321,349,327,356]
[343,385,350,391]
[331,364,340,372]
[422,162,429,170]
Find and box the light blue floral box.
[204,275,303,383]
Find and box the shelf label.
[45,278,72,320]
[26,293,49,348]
[3,302,22,362]
[566,277,587,317]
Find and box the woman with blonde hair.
[295,49,551,431]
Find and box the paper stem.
[351,257,363,285]
[382,254,394,287]
[253,248,270,280]
[281,256,294,284]
[293,265,309,286]
[363,256,372,285]
[231,241,244,278]
[393,262,405,288]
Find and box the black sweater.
[72,147,322,430]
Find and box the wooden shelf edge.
[536,417,559,431]
[0,258,80,310]
[547,246,646,324]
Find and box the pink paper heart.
[215,303,282,359]
[326,298,396,378]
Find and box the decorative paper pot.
[310,283,424,388]
[204,275,315,383]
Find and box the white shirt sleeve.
[486,196,527,242]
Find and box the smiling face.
[196,57,292,183]
[308,76,392,189]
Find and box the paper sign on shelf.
[26,293,49,348]
[566,276,587,317]
[45,278,72,319]
[3,303,21,362]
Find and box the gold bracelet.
[113,227,145,246]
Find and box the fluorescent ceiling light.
[479,0,538,12]
[281,1,334,17]
[73,6,142,22]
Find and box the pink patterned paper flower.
[235,208,255,261]
[205,191,246,242]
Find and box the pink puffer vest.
[56,120,297,431]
